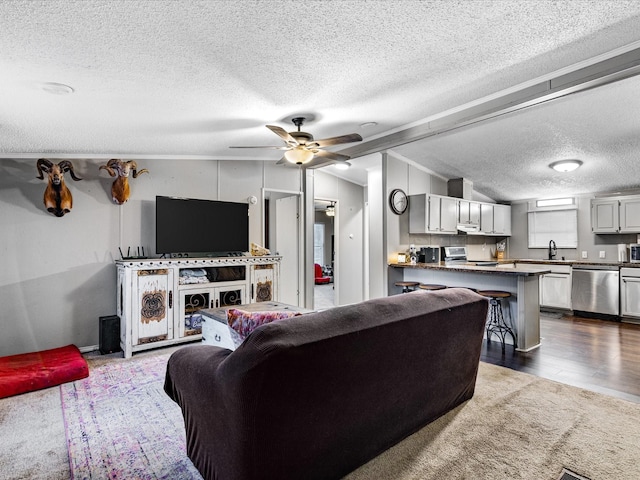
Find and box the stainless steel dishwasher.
[571,264,620,319]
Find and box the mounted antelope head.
[36,159,82,217]
[99,159,149,205]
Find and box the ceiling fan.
[230,117,363,168]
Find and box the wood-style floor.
[480,311,640,404]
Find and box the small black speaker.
[99,315,121,355]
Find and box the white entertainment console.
[116,256,281,358]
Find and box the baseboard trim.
[79,345,99,353]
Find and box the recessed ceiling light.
[360,122,378,128]
[41,82,75,95]
[334,162,351,170]
[549,159,583,172]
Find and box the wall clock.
[389,188,408,215]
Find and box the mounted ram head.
[99,159,149,205]
[35,159,82,217]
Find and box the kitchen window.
[527,201,578,248]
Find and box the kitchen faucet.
[548,240,557,260]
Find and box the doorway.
[313,198,337,310]
[263,189,303,307]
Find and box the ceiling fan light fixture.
[549,159,583,172]
[284,146,315,165]
[326,204,335,216]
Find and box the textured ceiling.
[2,0,640,200]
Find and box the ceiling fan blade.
[304,157,340,169]
[266,125,299,145]
[308,133,363,148]
[314,150,351,161]
[229,146,290,150]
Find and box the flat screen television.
[156,196,249,256]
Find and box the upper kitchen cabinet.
[409,194,457,234]
[620,197,640,232]
[591,198,619,233]
[410,193,509,236]
[458,199,481,227]
[591,195,640,233]
[479,203,512,236]
[493,204,512,236]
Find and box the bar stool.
[395,281,420,293]
[477,290,516,353]
[418,284,447,291]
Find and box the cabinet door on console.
[251,264,276,302]
[215,284,246,308]
[132,269,174,346]
[179,288,210,338]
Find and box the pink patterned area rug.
[60,351,202,479]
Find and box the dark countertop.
[499,259,640,268]
[391,262,550,276]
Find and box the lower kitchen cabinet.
[517,263,572,310]
[621,268,640,323]
[540,266,572,310]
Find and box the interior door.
[275,195,300,306]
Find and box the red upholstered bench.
[0,344,89,399]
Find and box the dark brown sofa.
[164,288,489,480]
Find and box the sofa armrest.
[164,344,232,404]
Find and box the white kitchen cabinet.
[539,265,572,310]
[620,198,640,233]
[621,268,640,322]
[591,196,640,233]
[515,263,572,310]
[409,194,457,234]
[591,198,620,233]
[493,204,512,235]
[458,200,481,226]
[480,203,494,234]
[479,203,511,236]
[116,256,280,357]
[437,196,458,233]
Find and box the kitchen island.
[390,262,550,352]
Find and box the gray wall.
[509,196,637,261]
[0,158,303,356]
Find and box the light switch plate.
[599,251,606,258]
[581,251,588,258]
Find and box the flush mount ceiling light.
[334,162,351,170]
[549,159,583,172]
[41,82,75,95]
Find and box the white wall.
[0,158,301,356]
[367,163,384,299]
[314,170,365,306]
